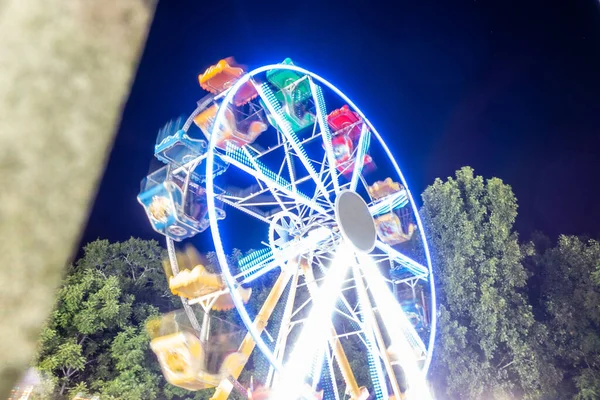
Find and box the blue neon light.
[369,190,409,216]
[356,273,388,399]
[238,248,273,279]
[226,146,312,203]
[311,81,340,194]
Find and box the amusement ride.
[138,57,436,399]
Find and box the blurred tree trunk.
[0,1,156,397]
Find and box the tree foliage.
[526,235,600,399]
[35,240,272,400]
[420,167,557,399]
[37,268,135,396]
[35,238,179,399]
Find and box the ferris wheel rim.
[202,62,438,378]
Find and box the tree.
[35,240,265,399]
[36,268,135,396]
[526,235,600,399]
[100,326,161,399]
[35,238,177,398]
[420,167,558,399]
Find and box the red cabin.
[327,105,364,142]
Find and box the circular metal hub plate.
[334,190,377,253]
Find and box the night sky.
[80,0,600,252]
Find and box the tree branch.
[77,335,88,346]
[495,354,507,369]
[499,360,515,370]
[137,266,154,282]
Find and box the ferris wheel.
[139,57,436,400]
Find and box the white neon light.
[349,123,369,192]
[358,254,434,400]
[352,262,389,399]
[375,240,429,278]
[270,245,352,399]
[368,189,409,216]
[255,82,330,202]
[224,146,322,213]
[309,79,340,195]
[239,227,333,284]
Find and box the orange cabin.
[368,178,403,200]
[374,212,416,246]
[193,104,267,151]
[198,58,258,106]
[199,58,244,94]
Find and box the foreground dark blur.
[0,1,155,397]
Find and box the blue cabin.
[138,164,225,241]
[400,300,427,332]
[154,117,229,181]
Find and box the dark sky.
[80,0,600,252]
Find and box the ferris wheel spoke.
[323,343,341,400]
[220,196,280,225]
[319,157,340,196]
[367,189,409,216]
[221,148,329,216]
[357,253,427,358]
[333,297,365,329]
[271,245,355,399]
[254,82,334,207]
[349,123,371,192]
[357,253,435,399]
[308,78,340,195]
[301,250,364,399]
[296,162,330,223]
[241,146,294,213]
[375,240,429,279]
[308,342,327,389]
[283,143,298,194]
[310,255,368,331]
[235,227,333,285]
[267,267,301,387]
[352,259,395,399]
[235,252,281,284]
[210,268,294,400]
[220,152,333,225]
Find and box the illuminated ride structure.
[138,58,436,399]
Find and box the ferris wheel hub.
[334,190,377,253]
